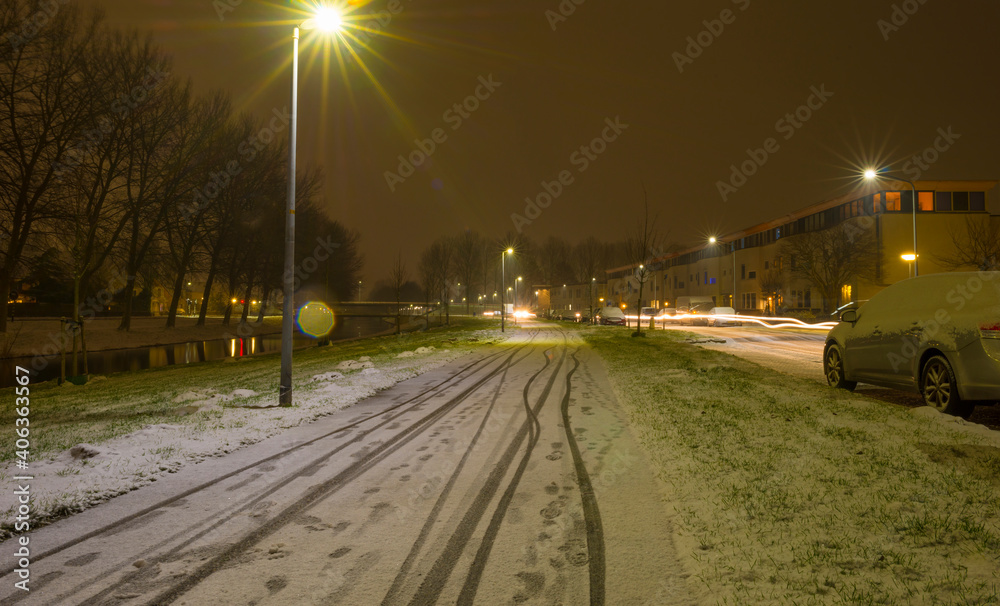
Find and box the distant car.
[640,307,659,319]
[597,306,626,326]
[659,308,678,320]
[707,306,741,327]
[824,272,1000,418]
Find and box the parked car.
[707,306,741,327]
[659,307,678,321]
[823,272,1000,418]
[680,301,714,326]
[640,307,659,319]
[550,310,572,321]
[597,306,627,326]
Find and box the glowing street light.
[710,235,736,308]
[281,5,344,406]
[865,168,919,276]
[902,253,917,278]
[515,276,523,316]
[501,248,513,332]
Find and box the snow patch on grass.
[0,321,507,538]
[584,328,1000,605]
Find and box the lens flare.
[297,301,335,337]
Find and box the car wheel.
[824,344,857,391]
[920,355,974,419]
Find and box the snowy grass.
[0,319,507,537]
[583,327,1000,605]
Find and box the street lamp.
[515,276,522,314]
[590,277,596,324]
[865,168,919,276]
[902,253,917,278]
[280,7,344,406]
[501,248,513,332]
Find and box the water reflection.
[0,317,385,388]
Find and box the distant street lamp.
[281,7,343,406]
[590,277,596,324]
[515,276,522,317]
[501,248,513,332]
[865,168,919,276]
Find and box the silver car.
[824,272,1000,418]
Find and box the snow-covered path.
[0,325,691,605]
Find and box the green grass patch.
[582,328,1000,605]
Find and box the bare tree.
[418,245,439,324]
[625,184,660,336]
[116,79,206,330]
[390,251,407,334]
[936,215,1000,271]
[757,268,784,315]
[453,230,483,314]
[161,94,234,328]
[0,2,102,332]
[781,220,879,313]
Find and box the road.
[0,326,693,605]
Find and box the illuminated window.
[885,192,901,211]
[841,284,852,303]
[872,192,883,213]
[918,192,934,211]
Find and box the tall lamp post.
[280,7,343,406]
[590,277,596,324]
[709,236,736,308]
[865,168,919,276]
[501,248,513,332]
[515,276,522,321]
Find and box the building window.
[953,191,969,211]
[805,289,812,308]
[704,271,708,284]
[748,271,757,279]
[873,192,883,213]
[935,191,952,211]
[970,191,986,211]
[741,264,746,279]
[888,191,903,211]
[919,191,934,211]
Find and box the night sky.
[89,0,1000,281]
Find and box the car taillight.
[980,323,1000,339]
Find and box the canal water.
[0,317,387,388]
